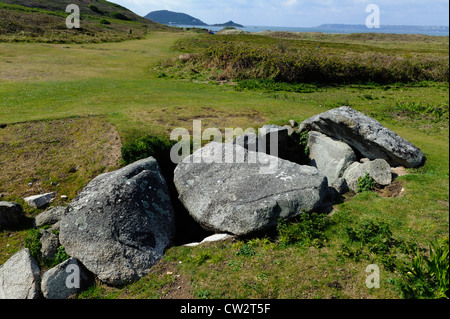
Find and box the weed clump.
[357,173,376,193]
[277,213,332,248]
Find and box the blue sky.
[114,0,449,27]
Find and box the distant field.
[0,31,448,299]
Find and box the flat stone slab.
[300,106,425,168]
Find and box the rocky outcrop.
[174,142,329,236]
[300,106,425,168]
[60,157,175,286]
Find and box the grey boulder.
[0,201,24,228]
[60,157,175,286]
[41,258,92,299]
[343,159,392,192]
[174,142,329,236]
[300,106,425,168]
[0,248,40,299]
[35,206,65,227]
[308,131,357,185]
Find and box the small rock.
[283,125,295,137]
[289,119,299,128]
[41,258,93,299]
[35,206,65,227]
[331,178,349,195]
[40,229,60,260]
[343,159,392,192]
[24,192,56,209]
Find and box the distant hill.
[0,0,173,43]
[145,10,244,28]
[212,21,244,28]
[145,10,207,26]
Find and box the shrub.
[236,244,256,257]
[298,130,310,160]
[88,4,102,14]
[167,35,449,85]
[99,19,111,25]
[121,135,175,165]
[357,173,376,193]
[24,229,42,262]
[110,12,131,21]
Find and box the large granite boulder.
[174,142,329,236]
[0,248,40,299]
[300,106,425,168]
[307,131,357,185]
[60,157,175,286]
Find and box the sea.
[172,24,449,37]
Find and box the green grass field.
[0,31,448,299]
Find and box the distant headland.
[144,10,244,28]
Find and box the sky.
[114,0,449,27]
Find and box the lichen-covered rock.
[60,157,175,286]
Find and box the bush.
[277,213,332,247]
[99,19,111,25]
[88,4,102,14]
[357,173,376,193]
[110,12,131,21]
[121,135,175,165]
